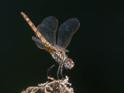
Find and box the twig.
[21,76,74,93]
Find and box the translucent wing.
[32,36,44,49]
[57,18,80,48]
[37,16,58,45]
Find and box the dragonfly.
[21,12,80,77]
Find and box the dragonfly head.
[64,58,75,70]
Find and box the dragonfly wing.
[57,18,80,48]
[32,36,45,49]
[37,16,58,45]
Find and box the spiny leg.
[60,65,64,79]
[47,64,55,78]
[57,65,61,79]
[57,64,64,79]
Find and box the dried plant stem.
[21,76,74,93]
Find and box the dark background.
[0,0,124,93]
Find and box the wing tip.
[45,16,58,21]
[65,18,80,27]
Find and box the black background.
[0,0,124,93]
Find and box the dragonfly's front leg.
[57,64,64,79]
[60,64,64,79]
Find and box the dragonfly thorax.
[51,49,74,70]
[51,49,67,64]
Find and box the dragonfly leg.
[57,64,64,79]
[57,65,61,79]
[60,65,64,79]
[47,64,55,78]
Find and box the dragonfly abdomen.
[21,12,54,53]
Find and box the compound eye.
[64,58,75,70]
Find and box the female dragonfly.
[21,12,80,77]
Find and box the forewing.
[37,16,58,45]
[57,18,80,48]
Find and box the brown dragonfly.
[21,12,80,77]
